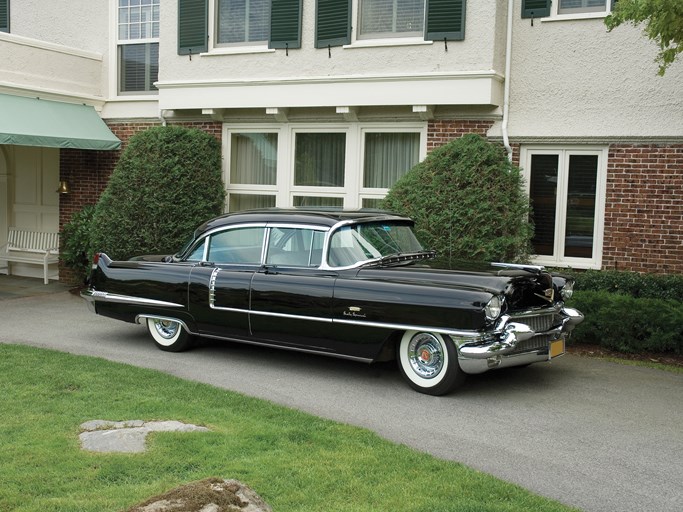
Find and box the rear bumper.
[456,306,584,374]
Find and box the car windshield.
[328,221,427,267]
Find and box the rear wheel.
[146,318,194,352]
[397,330,465,395]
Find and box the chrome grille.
[511,313,558,333]
[512,334,554,354]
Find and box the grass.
[0,344,578,512]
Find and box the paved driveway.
[1,291,682,512]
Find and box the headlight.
[485,295,503,321]
[560,280,574,300]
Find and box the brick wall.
[603,144,683,274]
[427,120,495,151]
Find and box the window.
[317,0,465,48]
[522,147,607,269]
[294,133,346,187]
[358,0,425,39]
[117,0,159,94]
[266,227,325,267]
[363,132,420,188]
[558,0,607,15]
[217,0,269,46]
[522,0,613,19]
[225,124,426,211]
[208,227,266,264]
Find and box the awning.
[0,93,121,150]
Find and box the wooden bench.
[0,228,60,284]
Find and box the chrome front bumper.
[456,306,584,374]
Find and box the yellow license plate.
[550,339,565,359]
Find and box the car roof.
[198,208,413,232]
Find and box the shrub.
[91,126,225,260]
[381,134,533,265]
[568,291,683,355]
[60,204,96,283]
[572,269,683,301]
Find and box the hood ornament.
[535,288,555,303]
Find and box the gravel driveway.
[1,291,682,512]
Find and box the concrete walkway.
[0,274,71,300]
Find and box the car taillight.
[92,253,100,266]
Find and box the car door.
[188,225,266,339]
[249,226,339,352]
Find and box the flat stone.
[79,419,210,453]
[125,478,272,512]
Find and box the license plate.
[549,339,565,359]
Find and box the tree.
[380,134,533,266]
[605,0,683,75]
[90,126,225,260]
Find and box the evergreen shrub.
[90,126,225,260]
[381,134,533,265]
[568,291,683,355]
[60,204,96,283]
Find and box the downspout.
[502,0,514,162]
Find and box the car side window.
[266,227,324,267]
[185,240,206,262]
[207,227,266,264]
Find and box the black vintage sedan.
[81,209,583,395]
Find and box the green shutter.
[315,0,350,49]
[0,0,9,33]
[426,0,465,42]
[521,0,551,19]
[178,0,208,55]
[270,0,302,49]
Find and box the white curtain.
[363,132,419,188]
[230,133,277,185]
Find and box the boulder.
[124,478,273,512]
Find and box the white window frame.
[223,123,427,211]
[114,0,160,96]
[356,0,426,41]
[206,0,274,55]
[543,0,613,22]
[521,145,608,270]
[348,0,432,49]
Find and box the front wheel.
[397,331,465,396]
[146,318,194,352]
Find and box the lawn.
[0,344,578,512]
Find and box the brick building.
[1,1,681,283]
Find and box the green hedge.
[572,269,683,300]
[565,270,683,355]
[568,291,683,355]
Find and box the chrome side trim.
[81,289,184,308]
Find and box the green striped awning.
[0,93,121,150]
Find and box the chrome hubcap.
[408,333,444,379]
[153,319,179,340]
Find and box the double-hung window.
[216,0,269,46]
[358,0,425,39]
[558,0,608,15]
[117,0,159,94]
[522,147,607,269]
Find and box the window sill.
[343,37,432,50]
[540,12,609,23]
[201,46,276,57]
